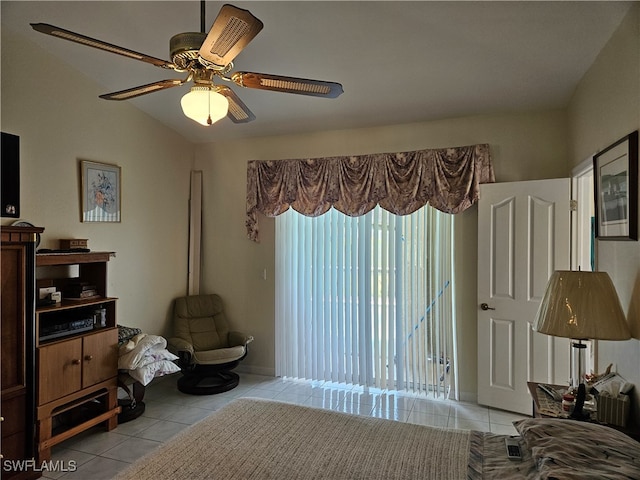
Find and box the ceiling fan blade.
[198,4,263,68]
[99,79,185,101]
[31,23,175,69]
[217,86,256,123]
[231,72,343,98]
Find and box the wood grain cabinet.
[38,329,117,405]
[1,226,43,480]
[34,252,120,462]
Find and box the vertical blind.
[275,204,457,398]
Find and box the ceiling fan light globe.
[181,87,229,126]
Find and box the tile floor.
[40,373,528,479]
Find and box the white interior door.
[477,179,571,414]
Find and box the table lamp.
[533,270,630,420]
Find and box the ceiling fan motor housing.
[170,32,207,69]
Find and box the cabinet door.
[38,338,82,404]
[1,245,26,394]
[82,329,118,388]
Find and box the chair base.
[118,399,145,423]
[177,371,240,395]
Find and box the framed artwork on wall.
[80,160,121,223]
[593,130,638,241]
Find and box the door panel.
[529,196,555,301]
[490,317,515,390]
[38,338,82,404]
[492,198,515,299]
[1,246,25,392]
[478,179,571,414]
[82,329,118,388]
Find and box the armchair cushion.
[174,295,230,351]
[170,294,253,365]
[194,346,247,365]
[229,331,254,347]
[167,337,194,356]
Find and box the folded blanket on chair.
[118,333,180,385]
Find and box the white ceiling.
[1,1,634,144]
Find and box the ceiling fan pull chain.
[207,90,213,125]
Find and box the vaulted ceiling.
[1,1,634,143]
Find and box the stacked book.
[65,281,99,300]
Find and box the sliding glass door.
[275,205,456,398]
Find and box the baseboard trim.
[236,364,276,377]
[458,391,478,404]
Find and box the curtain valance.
[246,143,494,242]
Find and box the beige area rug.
[115,397,471,480]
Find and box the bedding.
[118,332,180,385]
[468,431,538,479]
[113,398,640,480]
[513,418,640,479]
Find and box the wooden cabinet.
[1,226,42,480]
[38,330,117,404]
[34,252,120,462]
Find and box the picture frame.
[80,160,121,223]
[593,130,638,240]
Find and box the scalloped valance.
[246,143,494,242]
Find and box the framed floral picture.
[80,160,121,223]
[593,130,638,240]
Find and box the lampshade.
[180,86,229,126]
[533,270,630,341]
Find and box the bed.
[114,398,640,480]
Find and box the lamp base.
[571,341,587,389]
[569,383,590,421]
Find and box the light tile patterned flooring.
[41,373,528,479]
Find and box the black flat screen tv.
[1,132,20,218]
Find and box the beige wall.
[4,3,636,408]
[568,4,640,422]
[1,28,194,337]
[195,111,570,398]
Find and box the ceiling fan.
[31,2,343,126]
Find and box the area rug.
[114,397,471,480]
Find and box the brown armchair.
[168,294,253,395]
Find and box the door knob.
[480,303,495,311]
[85,355,94,361]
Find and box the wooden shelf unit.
[34,252,120,462]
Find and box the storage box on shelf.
[34,251,120,462]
